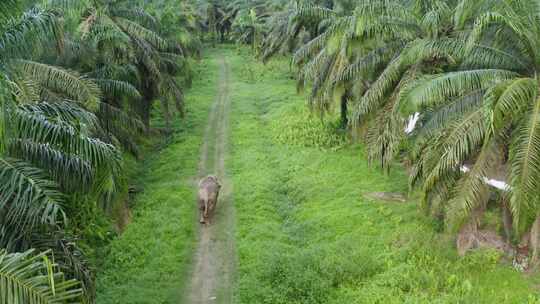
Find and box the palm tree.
[401,0,540,261]
[261,1,334,61]
[51,0,187,131]
[155,1,203,58]
[262,0,540,258]
[1,0,199,300]
[203,0,234,45]
[0,2,144,300]
[231,8,265,52]
[0,0,122,242]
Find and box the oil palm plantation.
[0,1,119,301]
[1,0,199,301]
[68,0,187,131]
[259,0,540,262]
[231,7,264,52]
[402,0,540,261]
[261,1,333,61]
[291,0,520,242]
[0,1,124,253]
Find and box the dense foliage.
[0,0,199,301]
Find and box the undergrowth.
[272,105,346,151]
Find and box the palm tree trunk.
[501,199,513,242]
[160,99,171,132]
[140,99,151,132]
[530,215,540,263]
[340,94,348,128]
[140,84,154,132]
[139,73,159,132]
[456,207,483,256]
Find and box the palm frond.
[352,56,406,122]
[418,89,484,137]
[336,41,402,83]
[447,139,500,230]
[297,2,337,20]
[0,249,82,303]
[8,139,93,192]
[111,7,157,29]
[509,95,540,232]
[13,60,102,111]
[93,79,141,99]
[32,232,94,302]
[113,17,168,51]
[19,101,98,129]
[11,107,120,170]
[483,78,537,133]
[0,0,19,23]
[0,8,62,60]
[421,108,487,201]
[0,157,66,237]
[402,69,517,110]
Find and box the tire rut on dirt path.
[185,54,235,304]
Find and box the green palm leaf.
[113,17,168,51]
[0,157,66,236]
[11,106,120,170]
[8,139,93,192]
[20,102,98,130]
[447,139,500,230]
[353,56,405,122]
[0,8,61,60]
[0,0,18,24]
[402,69,517,110]
[111,7,157,29]
[419,89,483,137]
[13,60,102,111]
[483,78,537,133]
[509,95,540,231]
[93,79,141,99]
[0,249,82,304]
[422,108,487,201]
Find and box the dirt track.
[184,55,235,304]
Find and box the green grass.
[95,50,221,304]
[227,47,540,304]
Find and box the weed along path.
[185,54,236,304]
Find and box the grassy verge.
[95,50,220,304]
[228,47,540,303]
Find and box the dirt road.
[184,55,235,304]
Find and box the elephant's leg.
[199,199,206,223]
